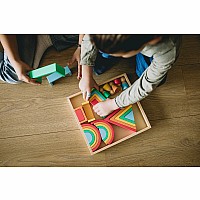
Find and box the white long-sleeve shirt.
[80,34,182,107]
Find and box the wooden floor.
[0,35,199,166]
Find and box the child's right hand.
[12,60,40,85]
[79,76,99,100]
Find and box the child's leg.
[0,34,79,83]
[0,35,37,84]
[50,34,78,51]
[32,34,79,69]
[32,35,53,69]
[93,51,120,75]
[0,52,21,84]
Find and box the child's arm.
[0,34,40,85]
[79,65,99,100]
[93,37,181,117]
[68,34,84,79]
[79,34,99,100]
[115,40,178,108]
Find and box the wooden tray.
[67,73,151,155]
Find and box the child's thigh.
[0,53,21,84]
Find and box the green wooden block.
[103,91,111,98]
[36,77,42,83]
[29,63,65,79]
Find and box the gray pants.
[0,34,78,84]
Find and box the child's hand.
[79,76,99,100]
[12,60,40,85]
[93,98,119,117]
[68,47,81,80]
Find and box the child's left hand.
[68,47,82,79]
[93,98,119,117]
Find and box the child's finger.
[93,81,99,91]
[97,110,103,117]
[23,75,40,86]
[85,91,92,101]
[93,105,98,112]
[82,91,87,101]
[93,105,102,115]
[70,56,75,66]
[77,64,82,80]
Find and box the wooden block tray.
[67,73,151,155]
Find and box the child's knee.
[0,73,21,84]
[0,65,21,84]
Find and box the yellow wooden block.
[82,101,95,122]
[103,83,111,92]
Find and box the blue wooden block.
[46,66,72,85]
[46,72,63,85]
[65,66,72,76]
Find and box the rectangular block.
[46,66,72,85]
[46,72,62,84]
[36,77,42,83]
[29,63,65,79]
[82,101,95,122]
[64,66,72,76]
[74,106,87,124]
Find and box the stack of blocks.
[28,63,72,85]
[73,75,137,153]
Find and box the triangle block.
[119,106,135,124]
[105,105,136,132]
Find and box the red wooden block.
[90,99,99,106]
[75,106,87,124]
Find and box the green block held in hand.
[29,63,65,79]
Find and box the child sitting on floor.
[0,34,79,84]
[79,34,182,117]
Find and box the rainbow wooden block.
[92,120,114,145]
[89,88,107,106]
[105,105,136,132]
[82,101,95,122]
[46,66,72,85]
[81,123,101,152]
[29,63,65,79]
[74,106,87,124]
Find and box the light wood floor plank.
[105,115,200,167]
[0,130,107,167]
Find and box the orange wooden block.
[109,82,121,93]
[82,101,96,122]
